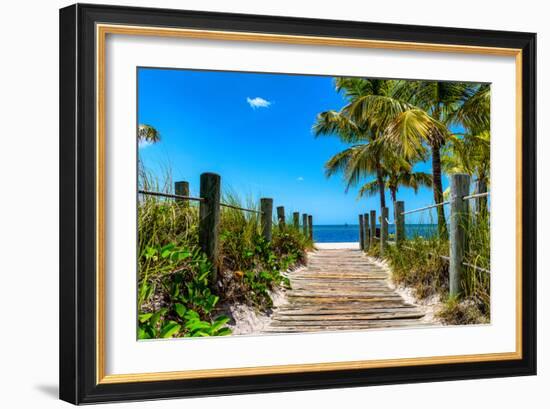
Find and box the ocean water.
[313,224,438,243]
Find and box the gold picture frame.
[60,4,536,404]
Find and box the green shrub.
[138,243,231,339]
[382,213,490,325]
[137,172,310,337]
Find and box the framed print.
[59,3,536,404]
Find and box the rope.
[139,189,264,214]
[400,192,490,216]
[138,190,204,202]
[401,246,489,273]
[220,203,263,214]
[463,191,490,201]
[401,201,449,215]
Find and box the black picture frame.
[59,3,536,404]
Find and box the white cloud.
[296,176,304,182]
[246,96,271,109]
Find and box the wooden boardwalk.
[264,248,427,333]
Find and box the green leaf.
[138,284,148,301]
[138,313,153,323]
[210,316,230,332]
[198,270,210,281]
[177,251,191,261]
[208,295,219,308]
[137,327,151,339]
[184,310,200,321]
[215,328,232,336]
[144,246,157,259]
[174,303,186,318]
[160,321,181,338]
[150,311,162,327]
[160,243,175,258]
[191,331,210,337]
[170,283,180,298]
[186,321,211,332]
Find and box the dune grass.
[137,168,312,339]
[380,211,490,325]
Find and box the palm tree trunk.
[376,165,386,211]
[431,143,448,239]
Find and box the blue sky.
[138,68,450,225]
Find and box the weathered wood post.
[395,201,405,246]
[302,213,308,237]
[369,210,376,248]
[449,173,471,297]
[380,207,388,256]
[363,213,370,251]
[260,198,273,243]
[293,212,300,229]
[358,214,365,250]
[308,215,313,241]
[277,206,286,229]
[199,173,220,281]
[174,180,190,207]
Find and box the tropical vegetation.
[137,164,312,339]
[314,77,491,325]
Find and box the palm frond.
[357,180,380,200]
[312,110,366,143]
[384,109,448,156]
[138,124,161,143]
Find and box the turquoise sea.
[313,224,438,243]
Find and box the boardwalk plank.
[263,247,427,334]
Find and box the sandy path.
[263,247,431,333]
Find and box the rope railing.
[402,245,489,274]
[140,174,314,278]
[401,200,449,215]
[463,191,490,201]
[139,189,204,202]
[139,189,263,214]
[361,175,491,297]
[219,202,263,214]
[400,191,490,216]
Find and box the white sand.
[370,257,443,325]
[315,242,360,250]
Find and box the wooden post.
[293,212,300,229]
[199,173,220,281]
[395,201,405,246]
[363,213,370,250]
[449,174,471,297]
[308,215,313,241]
[302,213,308,237]
[277,206,285,229]
[358,214,365,250]
[260,198,273,243]
[174,181,189,207]
[369,210,376,247]
[380,207,388,256]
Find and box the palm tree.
[327,142,388,207]
[313,78,409,211]
[442,131,490,214]
[345,80,480,238]
[138,124,161,144]
[358,160,432,206]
